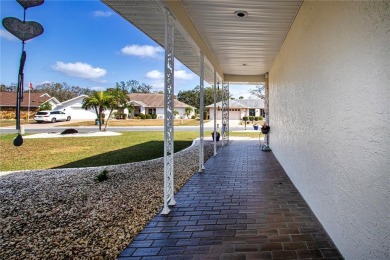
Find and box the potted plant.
[211,131,220,141]
[261,123,270,134]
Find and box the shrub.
[139,113,146,119]
[146,114,152,119]
[259,116,263,121]
[95,169,109,182]
[151,113,157,119]
[191,115,196,119]
[242,116,248,121]
[38,102,52,111]
[254,116,259,121]
[249,116,254,121]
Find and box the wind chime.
[2,0,44,146]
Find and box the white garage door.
[216,109,241,120]
[69,108,97,120]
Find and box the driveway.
[204,120,242,127]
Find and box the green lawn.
[230,131,262,139]
[0,132,200,171]
[62,119,209,127]
[0,131,259,172]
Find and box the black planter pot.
[212,132,220,141]
[261,128,270,134]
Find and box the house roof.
[235,99,265,108]
[206,99,264,109]
[57,95,88,106]
[0,92,60,108]
[129,93,193,108]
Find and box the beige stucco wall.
[269,1,389,259]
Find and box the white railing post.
[262,72,271,151]
[162,9,175,215]
[213,70,217,156]
[222,81,229,146]
[199,52,205,172]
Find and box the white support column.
[213,70,217,156]
[199,52,205,172]
[222,81,229,146]
[262,72,271,151]
[162,10,175,215]
[265,73,269,124]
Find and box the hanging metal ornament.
[16,0,44,9]
[1,0,44,146]
[2,17,44,41]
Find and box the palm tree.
[184,106,193,119]
[82,91,111,131]
[103,87,132,131]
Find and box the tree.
[103,87,132,131]
[173,110,180,118]
[177,86,224,109]
[116,80,153,94]
[38,101,52,111]
[239,96,244,99]
[250,84,265,100]
[184,106,193,118]
[82,91,111,131]
[34,82,92,102]
[0,84,17,92]
[177,88,199,108]
[203,86,224,108]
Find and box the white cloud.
[93,11,113,17]
[175,70,194,80]
[145,69,194,81]
[121,45,163,58]
[0,29,17,41]
[229,85,259,99]
[52,61,107,81]
[145,70,163,80]
[144,69,196,91]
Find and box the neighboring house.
[0,92,60,118]
[53,95,102,120]
[53,93,195,120]
[128,93,195,119]
[206,99,265,120]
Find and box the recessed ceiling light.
[234,11,248,18]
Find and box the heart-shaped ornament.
[2,17,44,42]
[17,0,44,9]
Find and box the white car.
[34,110,71,123]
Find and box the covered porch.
[102,1,389,259]
[119,140,342,259]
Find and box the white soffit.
[101,0,302,84]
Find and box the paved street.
[0,120,261,134]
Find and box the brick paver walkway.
[118,140,343,259]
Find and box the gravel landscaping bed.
[0,141,218,259]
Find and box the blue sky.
[1,0,254,98]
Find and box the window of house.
[249,109,255,116]
[260,109,265,117]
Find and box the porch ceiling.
[101,0,302,84]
